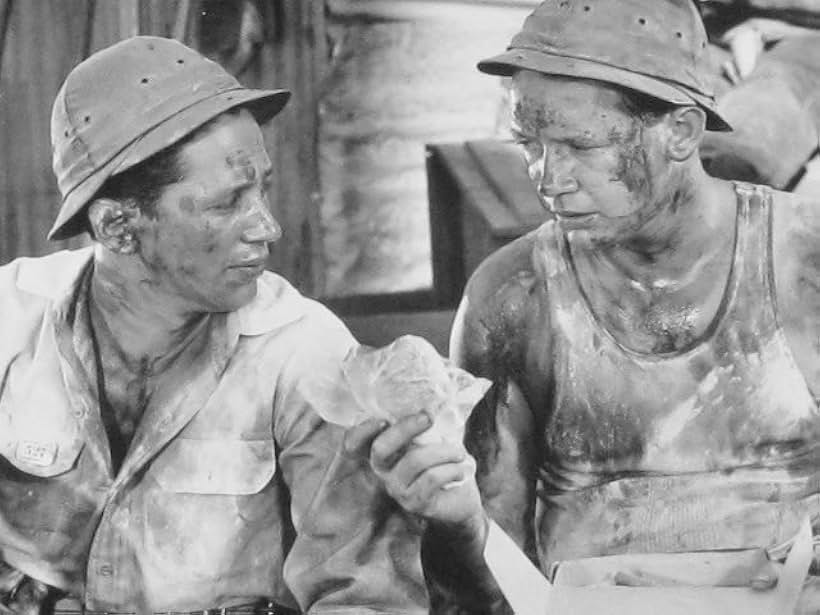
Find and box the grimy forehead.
[510,70,633,135]
[178,109,271,175]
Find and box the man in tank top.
[346,0,820,613]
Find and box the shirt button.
[97,563,114,577]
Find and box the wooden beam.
[118,0,139,39]
[172,0,190,40]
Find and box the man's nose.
[528,145,578,198]
[242,197,282,244]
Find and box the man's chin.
[213,281,259,313]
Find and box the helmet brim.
[478,49,732,133]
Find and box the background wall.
[319,0,534,296]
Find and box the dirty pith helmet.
[478,0,732,132]
[48,36,291,241]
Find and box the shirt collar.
[15,247,94,309]
[231,271,307,336]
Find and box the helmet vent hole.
[141,77,149,84]
[583,5,590,11]
[676,32,683,38]
[177,59,184,65]
[84,115,90,123]
[638,17,646,25]
[64,129,70,137]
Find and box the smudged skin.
[510,72,738,355]
[87,109,281,453]
[418,71,820,611]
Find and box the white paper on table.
[482,520,553,615]
[483,517,813,615]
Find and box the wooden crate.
[426,138,547,307]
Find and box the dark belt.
[52,601,299,615]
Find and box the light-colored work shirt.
[0,248,426,614]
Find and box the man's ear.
[665,106,706,162]
[87,198,141,254]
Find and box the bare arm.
[423,241,546,613]
[421,380,538,614]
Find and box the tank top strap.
[531,220,585,313]
[727,182,777,327]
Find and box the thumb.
[750,559,779,591]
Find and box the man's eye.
[215,194,241,211]
[514,137,543,160]
[568,140,600,151]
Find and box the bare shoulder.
[771,189,820,393]
[449,230,543,380]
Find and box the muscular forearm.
[421,514,512,615]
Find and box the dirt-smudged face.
[135,109,280,313]
[510,70,671,243]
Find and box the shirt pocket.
[150,438,276,494]
[0,433,84,478]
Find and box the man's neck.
[570,171,738,354]
[591,171,736,294]
[89,247,205,367]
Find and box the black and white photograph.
[3,1,820,613]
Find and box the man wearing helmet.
[0,37,425,615]
[347,0,820,612]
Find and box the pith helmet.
[478,0,731,131]
[49,36,291,240]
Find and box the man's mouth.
[230,259,267,276]
[553,209,595,219]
